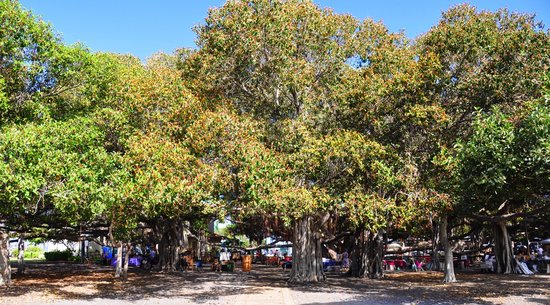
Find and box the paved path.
[235,286,294,305]
[2,263,549,305]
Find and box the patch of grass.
[12,245,45,260]
[9,257,46,262]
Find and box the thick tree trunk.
[366,230,384,279]
[349,228,368,277]
[349,228,384,279]
[158,221,184,272]
[115,242,123,278]
[493,221,516,274]
[158,235,178,272]
[122,243,131,281]
[17,237,25,275]
[440,216,456,283]
[431,222,440,271]
[0,230,11,286]
[289,216,325,283]
[198,230,206,260]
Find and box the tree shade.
[0,0,548,285]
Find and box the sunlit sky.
[20,0,550,60]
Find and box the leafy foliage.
[457,100,550,216]
[0,1,548,282]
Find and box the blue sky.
[20,0,549,61]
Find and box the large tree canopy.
[0,0,548,286]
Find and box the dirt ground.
[0,262,548,305]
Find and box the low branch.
[386,246,432,255]
[321,231,353,245]
[473,201,550,222]
[244,242,292,252]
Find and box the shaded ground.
[0,261,548,304]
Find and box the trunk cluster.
[289,216,325,283]
[158,220,185,272]
[114,242,132,281]
[493,221,516,274]
[349,228,384,279]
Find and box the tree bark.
[158,220,184,272]
[440,216,456,283]
[114,242,123,278]
[158,234,177,272]
[17,237,25,275]
[289,215,325,283]
[493,221,516,274]
[349,228,368,277]
[198,230,206,260]
[349,228,384,279]
[431,221,441,271]
[366,230,384,279]
[80,239,86,264]
[0,230,11,286]
[122,243,131,281]
[182,221,190,250]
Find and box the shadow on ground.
[1,261,549,304]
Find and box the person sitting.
[194,258,203,272]
[516,258,534,275]
[149,248,159,264]
[415,260,424,272]
[482,253,495,272]
[212,258,221,272]
[187,255,195,271]
[409,257,417,271]
[220,249,230,263]
[176,253,189,272]
[531,257,539,273]
[281,260,292,270]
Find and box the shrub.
[11,245,44,259]
[26,246,44,258]
[44,250,73,261]
[69,255,81,262]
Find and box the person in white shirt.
[220,249,230,262]
[483,253,495,272]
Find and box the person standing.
[342,251,350,270]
